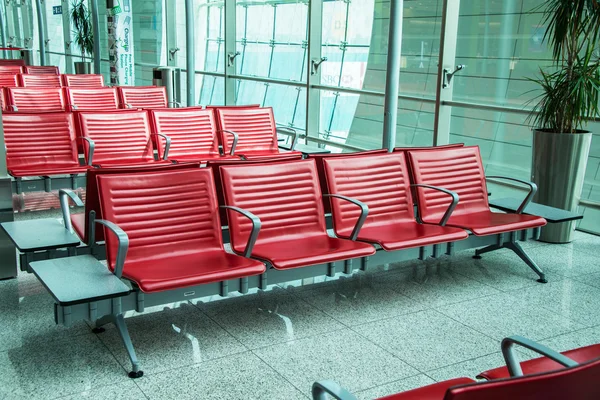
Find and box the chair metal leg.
[473,244,502,259]
[505,242,547,284]
[113,314,143,378]
[91,314,113,334]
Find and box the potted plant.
[71,0,94,74]
[528,0,600,243]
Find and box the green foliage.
[71,0,93,61]
[529,0,600,133]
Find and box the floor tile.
[57,381,146,400]
[194,287,344,349]
[515,245,600,278]
[354,374,435,400]
[253,329,417,394]
[0,334,127,400]
[437,292,583,341]
[97,302,247,374]
[136,351,306,400]
[574,271,600,290]
[537,325,600,353]
[353,309,498,372]
[426,352,507,382]
[559,233,600,257]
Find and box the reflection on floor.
[1,212,599,399]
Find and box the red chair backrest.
[393,143,465,152]
[216,107,279,156]
[23,66,60,75]
[77,110,155,166]
[7,87,66,112]
[408,146,490,225]
[2,112,79,172]
[324,152,415,238]
[97,168,224,273]
[0,73,19,87]
[0,65,23,74]
[220,159,326,254]
[445,358,600,400]
[118,86,168,109]
[0,88,6,111]
[0,59,25,67]
[205,104,261,132]
[61,74,104,88]
[149,108,220,160]
[65,87,119,111]
[18,73,62,88]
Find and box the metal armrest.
[221,205,261,257]
[58,189,84,232]
[324,194,368,240]
[276,126,298,150]
[77,136,95,166]
[486,176,537,214]
[94,218,129,279]
[411,184,459,226]
[167,101,181,108]
[312,381,357,400]
[218,130,240,156]
[156,133,171,160]
[501,335,578,378]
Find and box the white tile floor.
[1,220,599,399]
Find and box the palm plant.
[71,0,94,61]
[529,0,600,133]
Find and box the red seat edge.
[378,377,476,400]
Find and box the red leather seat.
[0,62,25,71]
[61,74,104,88]
[216,107,303,159]
[118,86,168,109]
[7,87,66,112]
[478,343,600,381]
[324,152,468,250]
[23,66,60,75]
[96,168,266,293]
[2,112,87,177]
[65,87,119,111]
[408,146,546,235]
[0,73,19,87]
[18,73,62,88]
[220,159,375,270]
[379,378,476,400]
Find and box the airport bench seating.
[6,87,66,112]
[408,146,548,282]
[61,74,104,88]
[23,65,60,75]
[0,73,19,87]
[18,73,62,88]
[313,336,600,400]
[0,64,24,74]
[118,86,170,109]
[65,87,120,111]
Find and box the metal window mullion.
[224,0,236,104]
[291,34,308,127]
[235,5,248,97]
[165,0,178,67]
[185,0,195,106]
[261,4,277,106]
[326,0,350,135]
[20,0,32,50]
[0,1,7,57]
[34,0,46,65]
[90,0,100,74]
[62,0,74,73]
[306,0,323,143]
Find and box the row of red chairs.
[0,73,104,88]
[0,85,166,112]
[0,65,60,75]
[2,106,297,179]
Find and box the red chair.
[118,86,169,109]
[220,159,375,270]
[324,152,468,251]
[77,110,167,167]
[23,65,60,75]
[95,168,266,293]
[392,143,465,152]
[312,336,600,400]
[149,107,234,162]
[6,87,66,112]
[2,112,87,178]
[408,146,548,282]
[0,65,23,74]
[0,73,19,87]
[18,73,62,88]
[65,87,119,111]
[61,74,104,87]
[205,104,261,132]
[0,88,6,111]
[0,59,25,67]
[216,107,302,159]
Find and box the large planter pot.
[74,61,92,74]
[532,129,592,243]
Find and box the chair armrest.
[276,126,298,151]
[219,130,240,156]
[77,136,95,166]
[501,335,579,378]
[411,184,459,226]
[58,189,84,233]
[324,194,368,240]
[221,205,261,258]
[156,133,171,160]
[486,176,537,214]
[93,218,129,279]
[312,381,357,400]
[167,101,181,108]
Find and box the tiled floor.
[1,221,599,399]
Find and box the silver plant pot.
[74,61,92,74]
[531,129,592,243]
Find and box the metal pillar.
[34,0,45,65]
[185,0,195,106]
[224,0,236,104]
[382,0,403,152]
[306,0,323,142]
[62,0,74,73]
[91,0,101,74]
